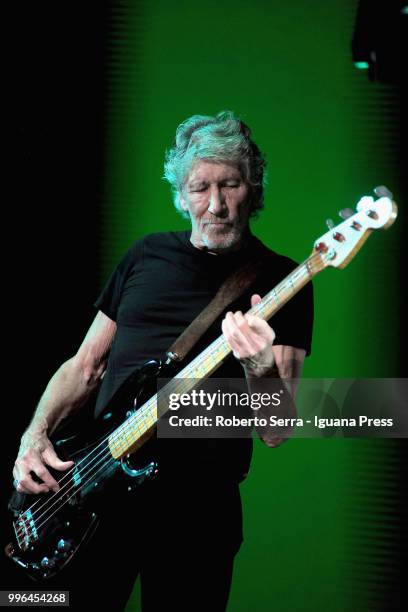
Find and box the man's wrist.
[242,359,275,379]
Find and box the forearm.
[27,357,101,437]
[221,305,304,446]
[244,365,297,447]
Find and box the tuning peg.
[326,218,335,230]
[374,185,393,199]
[338,208,354,220]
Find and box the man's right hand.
[13,419,74,495]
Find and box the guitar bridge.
[13,510,38,552]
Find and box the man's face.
[179,160,252,254]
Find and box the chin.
[204,230,242,253]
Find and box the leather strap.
[167,255,265,363]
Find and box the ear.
[178,192,188,212]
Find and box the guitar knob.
[41,556,55,568]
[338,208,354,220]
[57,538,71,552]
[374,185,393,199]
[315,242,328,253]
[326,218,335,230]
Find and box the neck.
[189,228,251,255]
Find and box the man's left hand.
[221,294,276,377]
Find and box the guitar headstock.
[312,189,398,269]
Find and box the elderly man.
[12,111,313,610]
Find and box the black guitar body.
[4,191,395,581]
[5,358,169,581]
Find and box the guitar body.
[4,190,397,581]
[5,359,167,581]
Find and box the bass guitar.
[5,188,397,580]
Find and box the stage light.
[354,62,369,69]
[352,0,407,83]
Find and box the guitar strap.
[166,254,266,363]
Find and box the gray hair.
[163,110,267,218]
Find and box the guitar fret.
[108,254,321,459]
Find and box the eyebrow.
[188,176,242,187]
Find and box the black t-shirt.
[94,230,314,480]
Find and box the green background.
[99,1,402,609]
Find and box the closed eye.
[221,179,242,188]
[189,184,208,193]
[188,180,241,192]
[188,183,208,193]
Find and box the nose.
[208,186,225,216]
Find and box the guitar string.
[16,253,319,539]
[31,210,393,539]
[29,448,130,537]
[17,213,379,538]
[16,332,227,537]
[15,254,321,539]
[15,253,319,539]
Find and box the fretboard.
[108,251,322,459]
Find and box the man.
[12,111,313,610]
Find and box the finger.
[15,484,29,494]
[17,476,51,495]
[15,481,31,494]
[245,314,276,342]
[251,294,262,307]
[33,464,61,492]
[225,312,253,350]
[224,312,264,358]
[233,311,274,350]
[222,318,241,356]
[232,312,269,351]
[222,317,248,358]
[18,452,61,492]
[42,446,74,471]
[233,311,252,335]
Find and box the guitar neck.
[108,251,323,459]
[176,252,321,379]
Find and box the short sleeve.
[272,280,314,356]
[252,244,314,357]
[94,239,144,321]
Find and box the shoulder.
[142,231,172,243]
[142,230,189,247]
[141,230,193,257]
[251,235,300,273]
[122,231,180,259]
[249,235,314,302]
